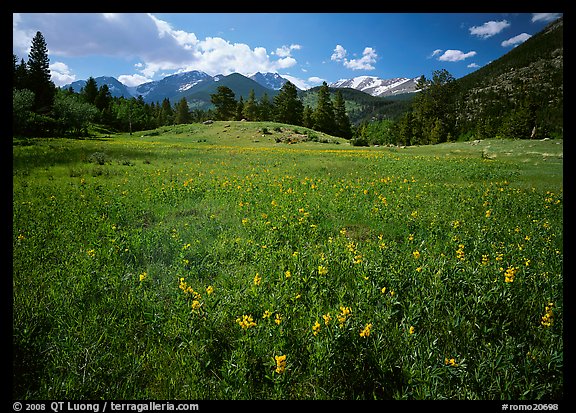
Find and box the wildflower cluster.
[236,314,257,329]
[503,266,519,283]
[275,354,287,374]
[359,323,372,338]
[540,302,554,327]
[337,306,351,326]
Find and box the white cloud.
[331,44,347,61]
[50,61,75,86]
[332,45,377,71]
[118,74,153,87]
[13,13,302,87]
[274,44,302,58]
[428,49,443,59]
[437,49,477,62]
[467,63,479,68]
[344,47,377,70]
[307,76,325,85]
[501,33,532,47]
[531,13,562,23]
[469,20,510,38]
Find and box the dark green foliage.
[174,97,192,125]
[312,82,336,135]
[273,81,304,126]
[211,86,237,121]
[26,31,56,114]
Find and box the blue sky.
[13,12,563,90]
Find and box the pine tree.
[13,55,28,90]
[258,93,273,121]
[174,97,191,124]
[302,105,314,129]
[333,90,352,138]
[273,81,303,126]
[159,98,174,126]
[211,86,237,120]
[26,31,56,113]
[235,96,245,121]
[81,77,99,105]
[242,89,258,121]
[313,82,336,135]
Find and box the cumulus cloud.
[469,20,510,38]
[50,61,76,85]
[13,13,302,86]
[331,45,377,71]
[331,44,347,62]
[274,44,302,58]
[501,33,532,47]
[437,49,477,62]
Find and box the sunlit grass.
[13,124,562,399]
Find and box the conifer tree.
[81,77,99,105]
[313,82,336,135]
[273,81,303,126]
[211,86,237,120]
[258,92,273,121]
[333,90,352,138]
[26,31,56,113]
[174,97,191,124]
[242,89,258,121]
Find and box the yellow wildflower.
[139,272,147,282]
[275,355,287,374]
[445,358,458,367]
[312,320,321,336]
[360,323,372,338]
[236,314,256,329]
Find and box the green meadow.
[13,122,563,399]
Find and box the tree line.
[14,31,560,144]
[13,31,353,139]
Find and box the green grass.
[13,122,563,399]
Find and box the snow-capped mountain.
[249,72,289,90]
[62,70,292,104]
[130,70,213,103]
[330,75,421,97]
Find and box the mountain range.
[329,76,420,97]
[62,71,419,108]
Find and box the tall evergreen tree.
[313,82,336,135]
[235,96,245,121]
[174,97,191,124]
[273,81,303,126]
[302,105,314,129]
[242,89,259,121]
[211,86,237,120]
[258,92,273,121]
[81,77,99,105]
[333,90,352,139]
[13,55,29,90]
[159,98,174,126]
[26,31,56,113]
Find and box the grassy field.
[12,121,563,400]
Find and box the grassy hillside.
[13,125,563,400]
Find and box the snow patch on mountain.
[330,75,421,97]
